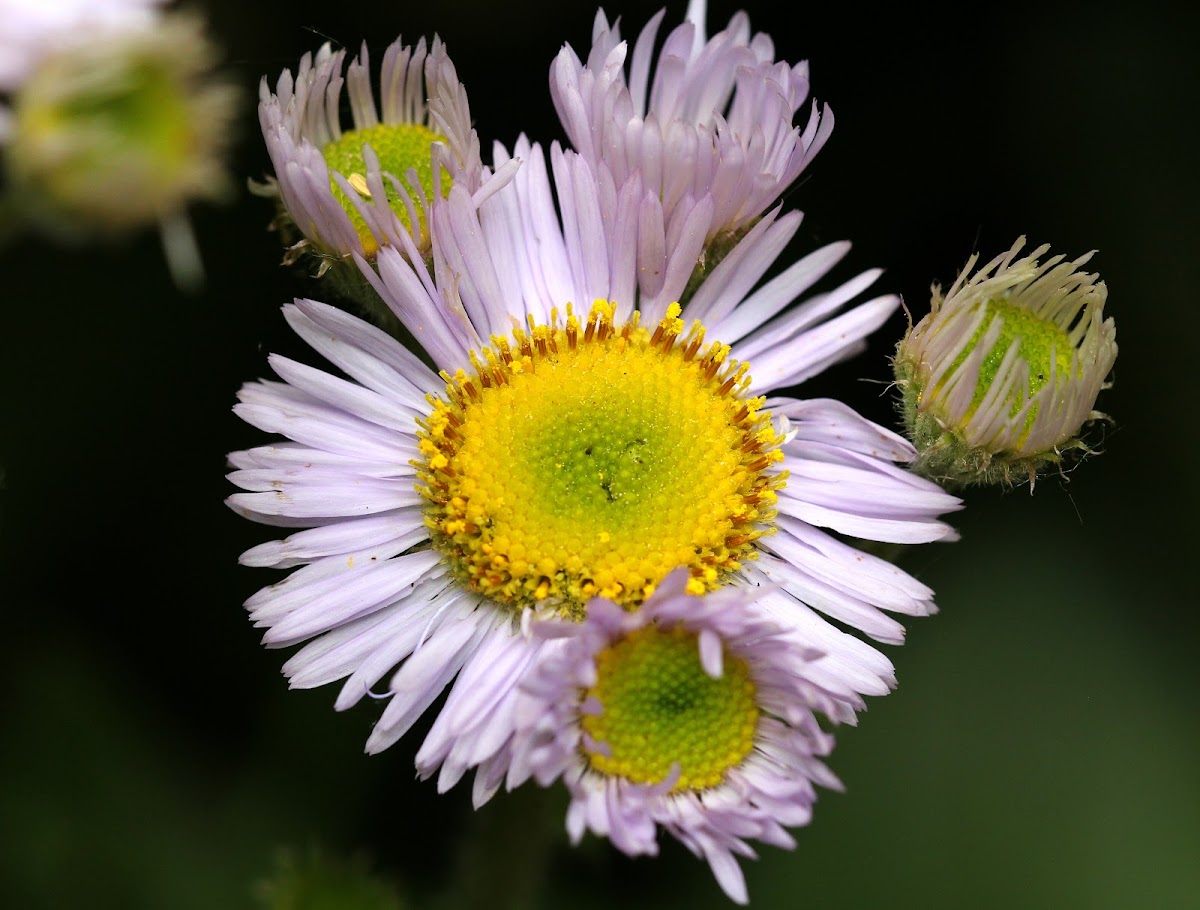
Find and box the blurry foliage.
[255,848,403,910]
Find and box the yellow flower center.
[321,122,447,256]
[416,301,785,616]
[582,624,759,791]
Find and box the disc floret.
[415,301,786,615]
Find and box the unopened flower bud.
[894,237,1117,487]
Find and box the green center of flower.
[949,297,1075,435]
[581,624,759,791]
[321,122,447,256]
[416,302,785,616]
[974,298,1074,397]
[529,407,662,514]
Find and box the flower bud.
[894,237,1117,487]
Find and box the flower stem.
[436,785,565,910]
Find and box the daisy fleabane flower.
[0,0,235,286]
[894,237,1117,487]
[551,0,831,294]
[228,130,958,801]
[508,569,843,904]
[258,34,498,272]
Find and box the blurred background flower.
[0,0,236,287]
[1,1,1196,908]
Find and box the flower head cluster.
[0,0,236,283]
[234,1,963,900]
[894,237,1117,487]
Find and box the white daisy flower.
[507,569,843,904]
[228,134,958,801]
[894,237,1117,487]
[550,0,832,288]
[258,33,495,269]
[0,0,235,286]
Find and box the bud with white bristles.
[893,237,1117,488]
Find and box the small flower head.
[257,35,482,272]
[1,8,235,240]
[551,0,832,303]
[894,237,1117,487]
[508,570,843,904]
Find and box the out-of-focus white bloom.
[0,0,165,92]
[0,1,236,287]
[894,237,1117,487]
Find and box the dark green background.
[2,1,1196,907]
